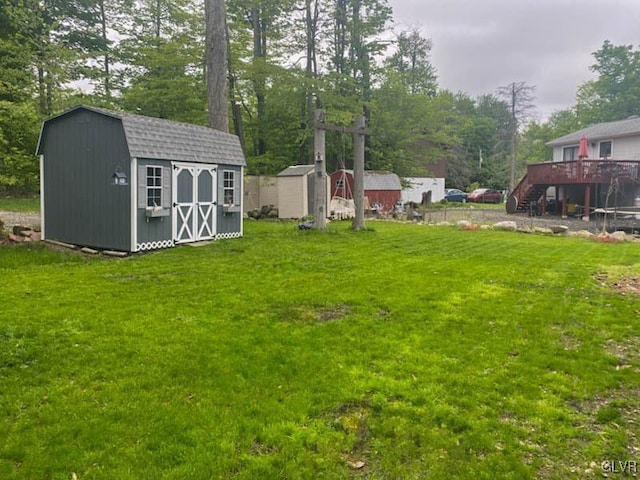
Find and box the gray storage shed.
[36,105,246,252]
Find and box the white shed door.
[173,164,217,243]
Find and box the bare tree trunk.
[226,17,245,150]
[251,7,266,155]
[98,0,110,100]
[206,0,229,132]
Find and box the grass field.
[1,220,639,479]
[0,197,40,212]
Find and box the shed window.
[223,170,236,205]
[599,141,612,158]
[336,179,345,188]
[146,166,163,207]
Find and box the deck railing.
[526,160,640,185]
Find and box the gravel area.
[0,211,41,230]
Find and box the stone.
[8,233,23,242]
[493,221,517,231]
[611,231,628,242]
[534,227,553,235]
[80,247,99,254]
[549,225,569,234]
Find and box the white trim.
[240,166,244,237]
[39,154,45,240]
[131,157,138,252]
[172,162,218,244]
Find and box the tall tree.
[384,28,437,96]
[576,41,640,124]
[497,81,535,190]
[205,0,229,131]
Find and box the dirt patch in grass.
[316,304,351,323]
[595,271,640,296]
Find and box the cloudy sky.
[388,0,640,121]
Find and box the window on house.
[146,166,162,207]
[336,179,344,188]
[599,141,612,158]
[223,170,235,205]
[563,146,578,161]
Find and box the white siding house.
[547,116,640,161]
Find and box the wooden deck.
[526,160,640,185]
[508,160,640,217]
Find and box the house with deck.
[507,116,640,219]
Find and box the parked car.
[468,188,503,203]
[444,188,468,203]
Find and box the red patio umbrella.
[578,133,588,159]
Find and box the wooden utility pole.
[352,115,366,230]
[313,109,327,230]
[314,110,371,231]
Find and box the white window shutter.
[162,166,171,208]
[233,171,240,206]
[218,169,225,204]
[137,164,147,209]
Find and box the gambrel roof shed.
[37,105,246,166]
[37,105,246,252]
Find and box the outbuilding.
[330,169,402,213]
[37,105,246,252]
[276,165,330,219]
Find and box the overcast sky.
[388,0,640,121]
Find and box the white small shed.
[402,177,445,204]
[276,165,330,219]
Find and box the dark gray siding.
[41,109,130,251]
[136,159,172,246]
[216,165,243,235]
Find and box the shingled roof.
[277,165,315,177]
[337,169,402,190]
[547,116,640,146]
[38,105,246,166]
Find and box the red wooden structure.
[507,160,640,218]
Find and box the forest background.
[1,0,639,196]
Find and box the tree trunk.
[99,0,110,100]
[251,7,266,155]
[205,0,229,132]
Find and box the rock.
[493,221,517,231]
[457,220,472,227]
[611,231,627,241]
[534,227,553,235]
[568,230,593,238]
[31,232,42,241]
[8,233,23,242]
[549,225,569,234]
[80,247,99,254]
[12,225,28,235]
[348,460,366,470]
[516,227,533,234]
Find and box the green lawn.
[1,221,639,479]
[0,197,40,212]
